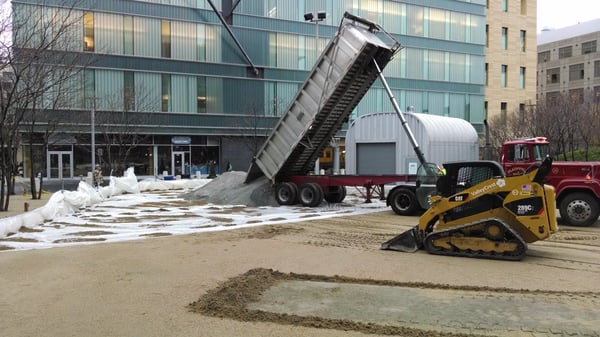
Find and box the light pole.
[303,11,326,64]
[86,96,99,174]
[91,104,95,171]
[304,11,326,174]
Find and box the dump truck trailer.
[245,12,433,207]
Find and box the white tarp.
[0,168,206,238]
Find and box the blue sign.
[171,136,191,145]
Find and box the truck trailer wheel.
[389,188,419,216]
[324,186,346,204]
[275,182,298,205]
[559,192,600,227]
[299,183,324,207]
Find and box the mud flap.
[380,226,422,252]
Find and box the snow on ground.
[0,169,388,252]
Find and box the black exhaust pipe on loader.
[380,225,422,252]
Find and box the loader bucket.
[380,226,421,252]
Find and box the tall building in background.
[11,0,486,179]
[537,19,600,105]
[485,0,537,122]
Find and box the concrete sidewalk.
[0,193,51,219]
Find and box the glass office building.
[12,0,486,179]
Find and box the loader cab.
[435,161,505,197]
[415,162,445,208]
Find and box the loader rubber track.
[423,219,528,261]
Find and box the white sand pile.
[181,171,278,207]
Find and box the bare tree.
[93,86,154,176]
[240,100,272,157]
[487,91,600,162]
[0,0,86,210]
[486,106,531,158]
[537,92,587,160]
[223,98,282,168]
[576,90,600,160]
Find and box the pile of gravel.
[181,171,278,207]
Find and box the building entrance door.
[48,151,73,179]
[171,151,189,177]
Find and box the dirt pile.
[181,171,278,207]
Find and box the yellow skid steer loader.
[382,157,557,260]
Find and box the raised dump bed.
[245,12,401,184]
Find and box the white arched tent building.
[345,112,479,175]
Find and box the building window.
[161,20,171,58]
[582,40,597,54]
[197,24,206,61]
[594,86,600,103]
[501,65,507,87]
[520,0,527,15]
[502,0,508,12]
[429,8,446,40]
[595,60,600,77]
[123,16,134,55]
[161,74,171,112]
[519,103,525,113]
[547,68,560,84]
[569,88,584,104]
[569,63,584,81]
[83,12,94,52]
[519,30,526,52]
[538,50,550,63]
[124,71,134,111]
[546,91,560,105]
[485,63,488,86]
[501,27,508,50]
[485,24,489,47]
[559,46,572,59]
[501,102,507,123]
[406,5,425,37]
[484,101,488,117]
[520,67,526,88]
[84,69,95,107]
[197,77,206,113]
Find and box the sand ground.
[1,201,599,337]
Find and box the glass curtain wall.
[13,0,486,177]
[18,1,485,122]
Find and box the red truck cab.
[500,137,600,227]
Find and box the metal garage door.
[356,143,395,174]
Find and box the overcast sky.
[537,0,600,33]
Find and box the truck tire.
[324,186,346,204]
[559,192,600,227]
[389,188,419,216]
[299,183,324,207]
[275,182,298,205]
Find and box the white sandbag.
[0,215,24,237]
[39,192,76,218]
[110,167,140,195]
[62,190,89,211]
[38,193,61,219]
[20,209,45,229]
[76,181,105,205]
[139,180,171,191]
[0,168,212,238]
